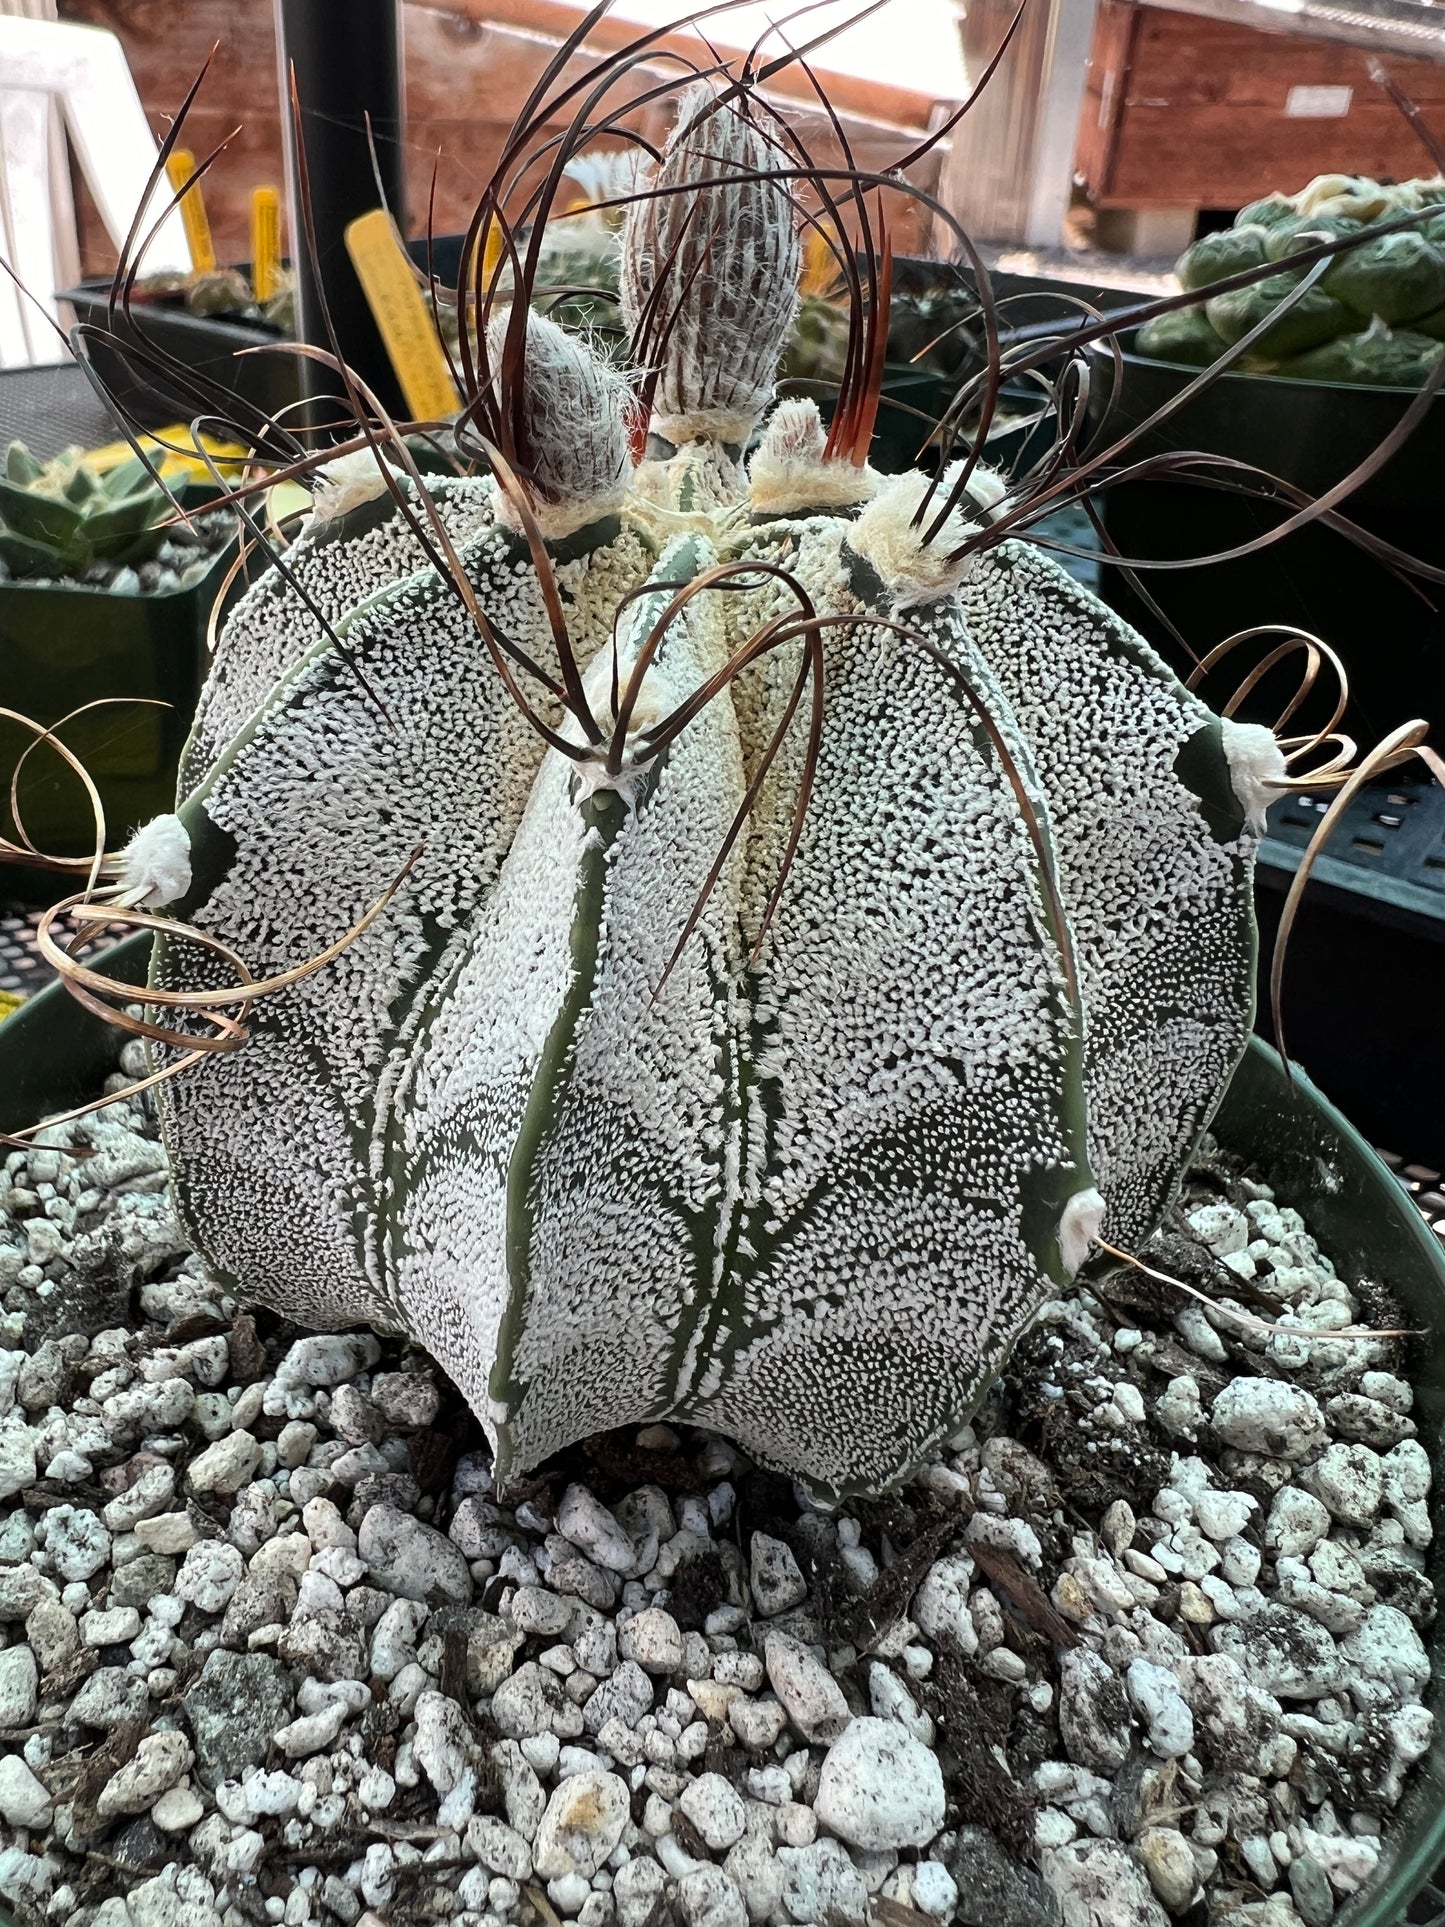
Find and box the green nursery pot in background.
[0,488,240,903]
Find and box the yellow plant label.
[482,214,505,285]
[252,187,282,304]
[801,225,838,299]
[85,427,247,482]
[166,149,217,277]
[345,208,461,421]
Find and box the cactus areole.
[142,86,1285,1502]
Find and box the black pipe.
[273,0,407,422]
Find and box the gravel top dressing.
[0,1046,1432,1927]
[0,509,234,597]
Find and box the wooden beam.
[405,0,953,133]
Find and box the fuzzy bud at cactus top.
[487,307,634,537]
[620,85,800,448]
[748,397,877,514]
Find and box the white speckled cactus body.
[151,88,1283,1500]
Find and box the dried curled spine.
[620,84,801,449]
[748,398,878,514]
[488,307,634,539]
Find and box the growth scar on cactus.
[10,6,1445,1499]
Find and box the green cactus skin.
[143,91,1280,1503]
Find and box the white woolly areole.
[847,470,980,608]
[621,84,800,441]
[944,456,1009,521]
[310,449,393,525]
[117,813,191,908]
[1058,1186,1106,1277]
[748,398,877,513]
[486,307,632,517]
[1219,717,1288,833]
[492,481,629,543]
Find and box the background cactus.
[1138,170,1445,384]
[0,441,175,581]
[127,81,1284,1503]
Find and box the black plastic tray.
[1088,340,1445,749]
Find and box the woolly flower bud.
[620,84,800,448]
[487,307,633,539]
[748,398,876,514]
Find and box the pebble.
[750,1532,807,1617]
[867,1662,934,1745]
[813,1717,945,1849]
[911,1860,959,1920]
[678,1864,749,1927]
[619,1605,685,1673]
[1210,1381,1326,1459]
[1310,1443,1385,1528]
[557,1485,636,1573]
[183,1650,293,1785]
[275,1335,380,1390]
[175,1539,244,1613]
[95,1730,193,1817]
[413,1689,470,1793]
[1213,1605,1344,1700]
[1137,1827,1199,1914]
[274,1702,349,1758]
[778,1839,869,1925]
[910,1554,978,1654]
[187,1430,262,1496]
[467,1813,533,1880]
[81,1604,141,1646]
[616,1856,667,1927]
[43,1505,111,1581]
[358,1503,472,1604]
[133,1512,197,1555]
[150,1785,204,1833]
[1043,1839,1170,1927]
[0,1756,52,1828]
[764,1632,852,1743]
[532,1771,631,1878]
[0,1645,38,1726]
[71,1666,148,1728]
[1265,1488,1331,1559]
[1126,1659,1195,1759]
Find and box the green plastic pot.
[59,277,302,435]
[1087,338,1445,750]
[0,937,1441,1922]
[0,489,239,904]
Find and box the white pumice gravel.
[0,1088,1435,1927]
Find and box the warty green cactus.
[112,81,1285,1503]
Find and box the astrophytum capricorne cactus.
[134,83,1285,1502]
